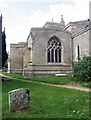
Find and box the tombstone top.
[8,88,30,112]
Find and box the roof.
[43,22,65,29]
[65,19,90,30]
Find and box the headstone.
[8,88,30,112]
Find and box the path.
[0,73,90,92]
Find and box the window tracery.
[47,36,62,63]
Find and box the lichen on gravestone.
[8,88,30,112]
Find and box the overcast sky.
[0,0,90,52]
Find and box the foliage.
[2,79,89,118]
[2,30,8,67]
[73,56,91,82]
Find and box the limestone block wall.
[73,30,89,60]
[25,64,72,78]
[23,44,32,68]
[31,28,71,65]
[10,43,25,73]
[23,45,29,68]
[24,28,72,78]
[65,20,90,61]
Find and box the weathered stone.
[9,18,91,77]
[8,88,30,112]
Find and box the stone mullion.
[50,49,52,62]
[54,48,55,63]
[57,48,59,63]
[59,48,61,63]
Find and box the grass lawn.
[2,78,90,119]
[2,72,90,88]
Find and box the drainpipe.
[70,32,74,72]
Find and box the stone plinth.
[8,88,30,112]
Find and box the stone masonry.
[9,15,91,77]
[8,88,30,112]
[10,42,26,73]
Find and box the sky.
[0,0,90,52]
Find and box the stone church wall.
[72,20,90,60]
[26,64,72,78]
[9,19,90,77]
[24,27,72,77]
[31,28,71,65]
[10,43,25,73]
[73,31,89,60]
[65,19,90,61]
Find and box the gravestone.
[8,88,30,112]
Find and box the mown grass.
[1,72,74,84]
[2,79,90,119]
[2,72,91,88]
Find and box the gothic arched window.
[47,36,62,63]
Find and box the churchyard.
[2,73,90,119]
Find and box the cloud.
[73,0,89,20]
[0,0,6,7]
[0,0,8,13]
[2,0,89,52]
[0,0,74,3]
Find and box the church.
[8,15,91,78]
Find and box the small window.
[77,45,80,60]
[75,45,80,61]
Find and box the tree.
[2,28,8,67]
